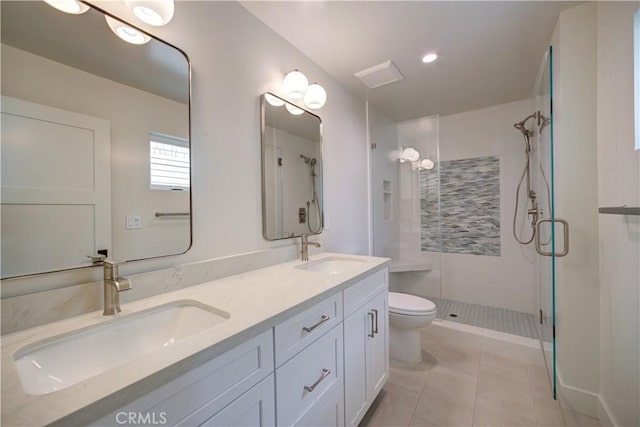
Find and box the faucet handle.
[87,254,107,264]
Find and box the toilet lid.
[388,292,436,316]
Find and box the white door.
[1,96,111,277]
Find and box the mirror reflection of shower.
[300,154,321,233]
[512,110,551,245]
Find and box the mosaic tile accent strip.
[420,156,500,256]
[432,297,540,339]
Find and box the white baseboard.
[556,371,599,419]
[597,395,618,427]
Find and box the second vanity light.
[282,70,327,111]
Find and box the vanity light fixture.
[422,53,438,63]
[125,0,174,26]
[303,83,327,110]
[285,103,305,116]
[398,147,420,163]
[105,15,151,45]
[43,0,89,14]
[265,93,285,107]
[283,70,309,100]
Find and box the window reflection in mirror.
[261,93,323,240]
[0,1,191,278]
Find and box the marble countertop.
[1,252,390,426]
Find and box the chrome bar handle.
[302,315,330,333]
[372,309,379,335]
[304,369,331,392]
[368,312,375,337]
[535,218,569,257]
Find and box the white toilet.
[388,292,437,364]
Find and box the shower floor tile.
[431,298,540,339]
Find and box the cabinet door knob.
[302,315,330,333]
[304,368,331,392]
[368,312,375,337]
[372,309,379,335]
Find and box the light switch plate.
[126,215,141,229]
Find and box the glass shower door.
[533,45,564,399]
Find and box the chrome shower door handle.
[535,218,569,257]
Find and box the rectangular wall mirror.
[1,1,191,278]
[261,92,323,240]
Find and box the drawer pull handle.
[304,368,331,392]
[372,309,379,335]
[302,315,330,333]
[368,312,375,337]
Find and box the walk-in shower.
[300,154,321,233]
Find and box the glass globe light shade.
[285,103,305,116]
[400,147,420,162]
[105,16,151,45]
[265,93,285,107]
[303,83,327,109]
[420,158,435,170]
[283,70,309,100]
[125,0,174,26]
[43,0,89,14]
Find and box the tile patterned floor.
[431,298,540,340]
[360,327,600,427]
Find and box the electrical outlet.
[126,215,142,229]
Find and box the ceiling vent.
[354,60,404,89]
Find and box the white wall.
[436,99,536,314]
[596,2,640,426]
[1,45,190,263]
[551,2,601,417]
[1,1,370,297]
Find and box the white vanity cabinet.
[274,292,344,426]
[343,269,389,427]
[84,266,388,427]
[91,329,275,426]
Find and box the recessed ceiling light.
[422,53,438,63]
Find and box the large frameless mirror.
[261,92,323,240]
[1,1,191,278]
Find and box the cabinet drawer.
[91,329,274,426]
[274,293,342,367]
[343,268,388,318]
[296,386,344,427]
[276,325,343,427]
[194,374,275,427]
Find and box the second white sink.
[296,256,367,275]
[14,300,229,395]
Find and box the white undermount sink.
[14,300,230,395]
[296,256,367,275]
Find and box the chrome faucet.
[103,260,132,315]
[301,234,321,262]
